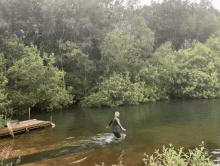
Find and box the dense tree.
[142,0,220,50]
[57,40,96,101]
[100,16,154,79]
[1,38,73,113]
[81,72,147,107]
[0,0,220,110]
[173,42,220,98]
[137,42,176,100]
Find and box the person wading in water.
[106,111,126,138]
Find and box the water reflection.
[2,100,220,165]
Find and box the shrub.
[143,142,213,166]
[81,73,147,107]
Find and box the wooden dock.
[0,119,55,137]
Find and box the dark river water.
[1,99,220,165]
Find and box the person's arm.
[116,118,126,131]
[106,118,113,128]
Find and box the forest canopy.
[0,0,220,114]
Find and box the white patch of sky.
[139,0,220,10]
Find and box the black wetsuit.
[108,117,123,138]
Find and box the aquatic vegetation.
[143,142,212,166]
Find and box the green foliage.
[0,38,74,114]
[95,142,213,166]
[143,142,213,166]
[138,39,220,100]
[84,32,220,107]
[0,114,19,129]
[0,54,12,115]
[173,42,220,98]
[0,115,5,128]
[143,0,220,50]
[206,30,220,56]
[7,42,73,111]
[100,17,154,78]
[0,0,220,110]
[81,73,147,107]
[197,10,220,43]
[138,42,176,100]
[136,66,169,102]
[100,29,137,75]
[58,40,96,101]
[0,12,9,42]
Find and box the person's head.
[115,111,120,118]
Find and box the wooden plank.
[0,120,54,137]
